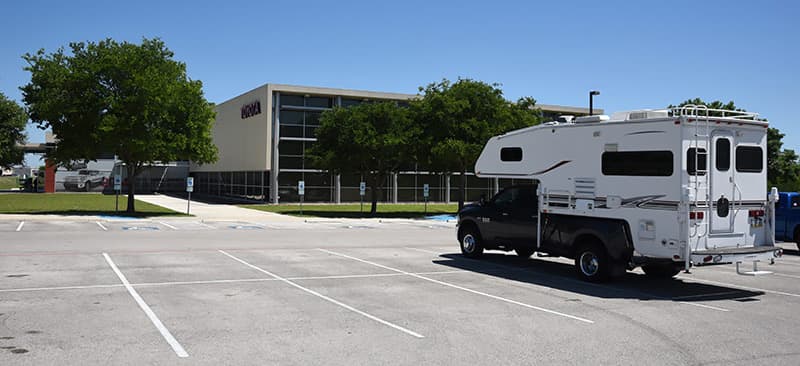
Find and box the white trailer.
[473,106,783,280]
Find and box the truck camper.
[460,106,783,281]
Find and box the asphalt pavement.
[1,218,799,365]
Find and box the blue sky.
[2,0,797,166]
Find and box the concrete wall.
[191,85,271,172]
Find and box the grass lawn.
[0,193,185,217]
[0,176,20,190]
[241,203,459,219]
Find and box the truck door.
[484,187,518,244]
[774,194,786,239]
[508,187,538,246]
[710,133,738,234]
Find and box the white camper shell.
[475,105,783,275]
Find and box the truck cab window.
[492,187,518,207]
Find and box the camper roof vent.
[557,115,575,123]
[574,115,610,123]
[610,110,669,121]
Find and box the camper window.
[500,147,523,162]
[601,151,673,176]
[735,146,763,173]
[687,148,707,175]
[715,138,731,171]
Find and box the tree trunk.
[369,174,380,215]
[458,169,467,211]
[126,164,136,213]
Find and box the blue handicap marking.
[122,226,160,231]
[229,225,263,230]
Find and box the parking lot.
[1,219,799,365]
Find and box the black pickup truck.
[456,185,676,281]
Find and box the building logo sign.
[241,101,262,119]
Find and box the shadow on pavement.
[432,252,764,303]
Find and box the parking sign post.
[423,184,430,214]
[186,177,194,214]
[359,182,366,216]
[298,180,305,216]
[114,174,122,213]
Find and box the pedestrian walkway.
[135,194,304,222]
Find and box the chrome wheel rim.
[579,252,599,276]
[462,234,476,253]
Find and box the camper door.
[710,132,737,234]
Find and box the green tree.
[21,38,218,212]
[311,101,418,214]
[411,79,540,209]
[0,92,27,167]
[671,98,799,190]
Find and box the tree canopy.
[0,92,27,168]
[310,101,418,214]
[411,79,541,209]
[21,38,217,212]
[672,98,799,190]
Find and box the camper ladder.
[681,105,712,268]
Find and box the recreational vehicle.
[460,106,783,281]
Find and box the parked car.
[63,170,105,191]
[774,192,800,251]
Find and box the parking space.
[1,226,799,364]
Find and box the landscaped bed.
[0,193,184,217]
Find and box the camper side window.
[716,138,731,172]
[687,148,707,175]
[735,146,763,173]
[500,147,523,162]
[601,151,673,176]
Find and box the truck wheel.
[574,243,611,282]
[515,246,535,258]
[642,264,680,279]
[459,226,484,259]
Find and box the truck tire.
[515,246,535,258]
[459,225,484,259]
[574,243,611,282]
[642,264,680,279]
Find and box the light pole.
[589,90,600,116]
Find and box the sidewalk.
[135,194,304,222]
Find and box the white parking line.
[15,221,24,232]
[405,247,440,255]
[0,283,124,293]
[103,253,189,358]
[158,221,179,230]
[679,277,800,299]
[774,272,800,280]
[198,222,215,229]
[319,248,594,324]
[0,270,470,294]
[96,221,108,231]
[407,247,731,312]
[218,250,425,338]
[676,301,730,312]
